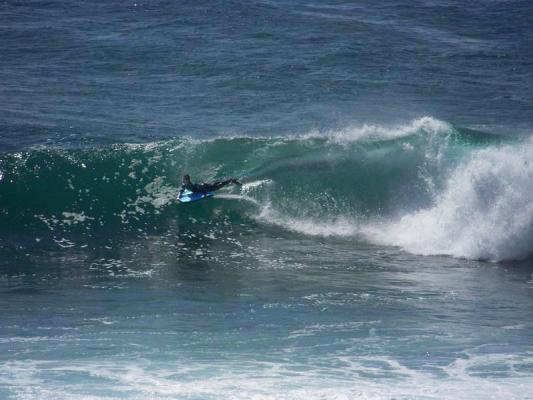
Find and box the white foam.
[301,116,454,144]
[363,139,533,261]
[61,211,93,226]
[123,177,177,218]
[1,353,532,400]
[241,179,272,192]
[257,204,358,237]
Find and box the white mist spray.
[365,138,533,261]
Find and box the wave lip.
[362,139,533,261]
[301,116,454,144]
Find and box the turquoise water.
[1,1,533,399]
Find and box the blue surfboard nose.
[177,189,214,203]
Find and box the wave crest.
[1,117,529,261]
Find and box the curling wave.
[0,117,530,261]
[362,138,533,261]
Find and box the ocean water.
[1,1,533,399]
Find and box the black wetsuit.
[180,179,236,195]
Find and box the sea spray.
[362,138,533,261]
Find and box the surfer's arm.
[179,183,196,195]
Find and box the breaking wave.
[1,117,530,261]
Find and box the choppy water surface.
[1,0,532,399]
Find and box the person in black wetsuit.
[179,174,241,196]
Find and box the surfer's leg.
[202,179,240,192]
[202,181,227,192]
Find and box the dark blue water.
[1,0,532,151]
[1,1,532,399]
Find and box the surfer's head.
[182,174,191,185]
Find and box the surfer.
[179,174,241,196]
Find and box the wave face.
[1,117,530,261]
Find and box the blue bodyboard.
[177,189,214,203]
